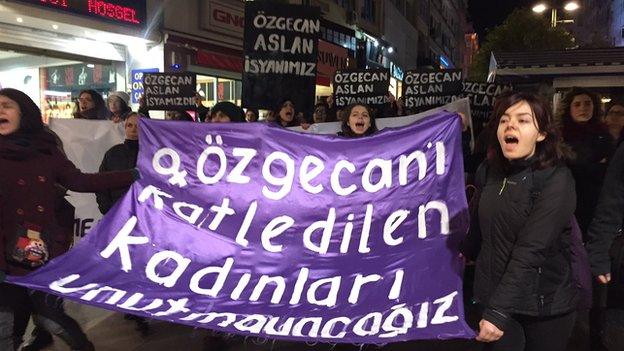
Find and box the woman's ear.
[537,132,547,142]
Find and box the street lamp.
[532,1,580,27]
[532,4,547,13]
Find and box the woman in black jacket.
[464,92,577,351]
[558,88,613,236]
[96,112,141,215]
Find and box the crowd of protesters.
[1,86,624,351]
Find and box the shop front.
[164,0,357,115]
[0,0,163,120]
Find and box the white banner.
[48,118,124,243]
[290,98,474,150]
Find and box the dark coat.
[0,144,135,275]
[587,143,624,276]
[564,127,614,235]
[96,140,138,214]
[465,161,578,331]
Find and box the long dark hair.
[274,99,299,128]
[109,95,132,117]
[75,89,108,120]
[487,92,565,170]
[339,104,378,138]
[558,87,606,139]
[0,88,44,134]
[0,88,58,158]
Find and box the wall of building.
[611,0,624,46]
[383,1,418,70]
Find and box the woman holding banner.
[0,88,137,350]
[337,104,378,138]
[463,92,578,351]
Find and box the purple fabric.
[8,112,475,343]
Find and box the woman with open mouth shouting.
[0,88,137,351]
[275,99,300,128]
[462,92,578,351]
[337,104,378,138]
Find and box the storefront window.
[196,75,242,107]
[0,50,117,123]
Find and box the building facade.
[568,0,613,47]
[611,0,624,47]
[0,0,164,120]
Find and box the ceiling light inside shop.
[388,47,394,53]
[16,17,23,23]
[52,24,58,30]
[87,64,95,68]
[601,97,612,103]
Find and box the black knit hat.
[211,101,245,123]
[0,88,44,133]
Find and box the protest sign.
[332,69,390,107]
[242,2,320,114]
[462,82,511,132]
[143,72,196,110]
[48,119,124,243]
[9,115,474,343]
[131,68,159,104]
[403,69,462,111]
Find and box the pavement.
[31,303,594,351]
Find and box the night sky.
[468,0,536,40]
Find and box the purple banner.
[8,112,474,343]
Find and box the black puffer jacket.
[564,124,613,235]
[587,143,624,276]
[96,140,138,214]
[465,160,578,331]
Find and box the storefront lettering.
[41,0,68,7]
[318,51,348,70]
[213,9,244,29]
[88,0,140,24]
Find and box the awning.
[488,47,624,83]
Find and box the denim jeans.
[0,283,93,350]
[0,307,14,351]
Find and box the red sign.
[317,40,350,86]
[196,50,243,73]
[200,0,245,40]
[213,8,244,29]
[87,0,140,24]
[9,0,146,26]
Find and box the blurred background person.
[73,90,108,120]
[245,108,258,122]
[604,101,624,146]
[107,91,132,123]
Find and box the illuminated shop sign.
[9,0,146,27]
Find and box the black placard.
[143,73,197,110]
[462,82,512,130]
[402,69,463,111]
[242,2,320,114]
[8,0,146,27]
[332,69,391,107]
